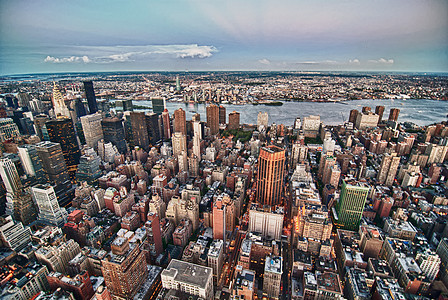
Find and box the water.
[131,99,448,127]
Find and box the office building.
[151,97,165,115]
[146,112,161,144]
[0,118,20,142]
[172,132,187,157]
[257,111,268,128]
[256,145,286,206]
[115,99,133,112]
[35,141,70,186]
[355,111,380,129]
[377,153,400,186]
[213,198,226,241]
[0,215,32,251]
[17,144,45,182]
[193,121,202,160]
[208,239,224,283]
[80,113,103,149]
[436,238,448,287]
[335,180,370,230]
[228,111,240,130]
[388,108,400,122]
[45,118,81,174]
[83,81,98,114]
[145,212,164,258]
[130,112,150,149]
[34,114,50,140]
[161,259,214,299]
[31,184,67,227]
[35,239,81,274]
[375,105,385,122]
[75,148,102,185]
[219,105,226,124]
[0,158,37,225]
[344,268,371,300]
[206,104,219,135]
[161,109,171,140]
[264,256,282,299]
[173,108,186,135]
[101,117,127,153]
[52,82,71,118]
[248,204,284,240]
[101,237,148,299]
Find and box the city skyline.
[1,0,448,75]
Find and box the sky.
[0,0,447,75]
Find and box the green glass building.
[334,180,370,230]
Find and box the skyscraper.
[145,212,164,258]
[219,105,226,124]
[145,113,161,144]
[52,82,71,118]
[172,132,187,157]
[0,118,20,142]
[31,184,67,227]
[388,108,400,122]
[102,237,148,299]
[228,111,240,130]
[377,153,400,186]
[0,158,37,225]
[45,118,81,174]
[176,76,181,92]
[206,104,219,135]
[80,112,103,149]
[257,111,268,128]
[35,141,70,187]
[0,215,32,252]
[129,112,150,149]
[161,109,171,140]
[33,114,49,141]
[335,180,370,230]
[375,105,385,123]
[17,144,46,182]
[101,117,127,153]
[151,97,165,115]
[83,81,98,114]
[213,197,226,241]
[193,121,202,160]
[173,108,186,135]
[256,146,286,206]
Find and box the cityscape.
[1,1,448,300]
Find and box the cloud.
[296,60,338,65]
[368,58,394,64]
[349,59,360,65]
[44,55,90,63]
[44,44,218,64]
[258,58,271,65]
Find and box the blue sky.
[1,0,447,74]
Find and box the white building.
[248,204,284,240]
[0,215,31,252]
[31,184,67,227]
[264,256,283,299]
[208,239,224,282]
[81,113,103,149]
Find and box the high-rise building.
[173,108,186,135]
[0,158,37,225]
[0,215,32,251]
[176,76,181,92]
[377,153,400,186]
[375,106,385,122]
[18,145,46,182]
[228,111,240,130]
[130,112,150,149]
[161,109,171,140]
[101,117,127,153]
[145,113,161,144]
[0,118,20,142]
[72,98,87,118]
[45,118,81,174]
[193,121,202,160]
[219,105,226,124]
[257,111,269,128]
[33,114,50,140]
[388,108,400,122]
[101,237,148,299]
[83,81,98,114]
[35,141,70,187]
[31,184,67,227]
[145,212,164,258]
[76,148,102,185]
[263,256,282,299]
[161,259,214,299]
[151,97,166,115]
[335,180,370,230]
[52,82,71,118]
[208,239,224,283]
[349,109,358,124]
[355,112,380,130]
[206,104,219,135]
[172,132,187,157]
[248,205,284,240]
[256,146,286,206]
[80,113,103,149]
[213,197,226,241]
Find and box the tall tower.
[206,104,219,135]
[176,76,181,92]
[219,105,226,124]
[101,117,127,153]
[145,212,164,258]
[52,82,71,118]
[377,153,400,186]
[256,146,286,206]
[375,106,385,123]
[161,109,171,140]
[145,113,161,144]
[151,97,166,115]
[174,108,186,135]
[335,180,370,230]
[31,184,67,227]
[228,111,240,130]
[80,112,103,149]
[35,141,70,187]
[193,121,202,160]
[172,132,187,157]
[17,145,46,182]
[388,108,400,122]
[129,112,149,149]
[83,81,98,114]
[45,118,81,175]
[213,197,226,242]
[0,158,37,225]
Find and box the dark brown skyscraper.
[45,118,80,175]
[228,111,240,130]
[388,108,400,122]
[256,145,286,206]
[130,112,149,149]
[173,108,186,135]
[83,81,97,114]
[349,109,358,124]
[219,105,226,124]
[206,104,219,135]
[362,106,371,114]
[161,109,171,140]
[375,105,385,122]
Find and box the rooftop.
[161,259,212,288]
[265,256,282,274]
